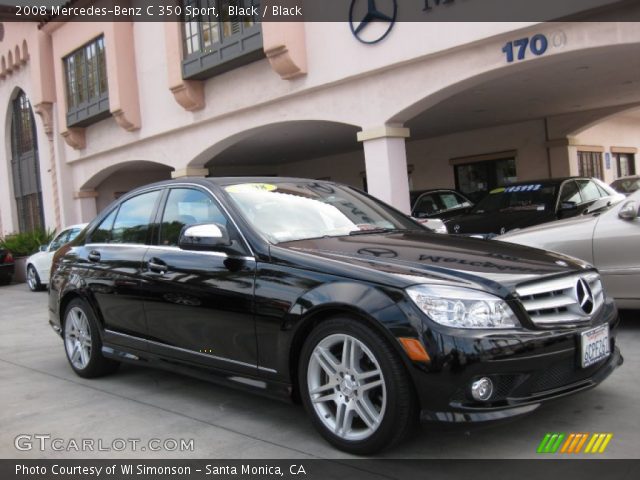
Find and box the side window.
[560,181,581,204]
[577,180,602,203]
[111,190,161,244]
[90,208,118,243]
[67,228,83,243]
[49,230,71,251]
[414,194,439,216]
[439,193,467,210]
[160,188,228,247]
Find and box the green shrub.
[0,228,56,257]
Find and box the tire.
[27,265,44,292]
[299,317,418,454]
[63,298,119,378]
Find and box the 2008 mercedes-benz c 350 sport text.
[48,178,623,454]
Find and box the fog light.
[471,377,493,401]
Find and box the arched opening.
[9,90,44,232]
[387,43,640,200]
[197,121,365,189]
[80,160,174,214]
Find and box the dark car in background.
[49,178,622,454]
[411,189,474,221]
[0,249,15,285]
[611,175,640,196]
[445,177,623,236]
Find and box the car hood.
[444,210,553,235]
[274,231,585,294]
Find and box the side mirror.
[39,245,48,252]
[559,201,578,212]
[178,223,231,251]
[618,201,639,221]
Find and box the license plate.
[580,325,610,368]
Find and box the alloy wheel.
[307,333,387,441]
[27,267,38,291]
[64,306,92,370]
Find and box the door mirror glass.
[618,201,638,220]
[39,245,48,252]
[178,223,231,250]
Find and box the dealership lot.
[1,283,638,460]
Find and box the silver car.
[497,191,640,309]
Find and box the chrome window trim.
[104,329,276,374]
[82,243,256,262]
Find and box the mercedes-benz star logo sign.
[349,0,398,45]
[576,278,595,314]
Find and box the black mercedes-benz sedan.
[445,177,623,237]
[48,177,622,454]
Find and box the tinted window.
[577,180,602,203]
[439,192,469,210]
[111,190,161,244]
[91,208,118,243]
[560,181,581,204]
[160,188,227,246]
[67,228,83,243]
[471,184,556,214]
[414,194,439,216]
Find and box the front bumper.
[412,299,622,422]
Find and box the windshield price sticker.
[505,184,542,193]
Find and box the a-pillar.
[357,126,411,214]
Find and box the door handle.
[87,250,101,262]
[147,258,168,275]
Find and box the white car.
[497,191,640,308]
[26,224,87,291]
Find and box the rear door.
[79,189,162,338]
[141,186,258,376]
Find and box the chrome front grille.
[516,272,604,326]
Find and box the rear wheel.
[299,317,417,454]
[27,265,43,291]
[63,298,119,378]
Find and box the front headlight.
[406,285,519,329]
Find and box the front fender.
[275,281,424,383]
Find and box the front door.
[141,187,257,375]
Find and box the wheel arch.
[287,302,418,403]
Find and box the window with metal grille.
[577,151,603,180]
[64,36,110,127]
[10,91,44,233]
[181,0,264,80]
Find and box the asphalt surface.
[1,283,639,460]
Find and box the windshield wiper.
[348,228,399,236]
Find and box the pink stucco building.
[1,2,640,234]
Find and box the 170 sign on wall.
[502,34,549,63]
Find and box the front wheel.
[63,298,119,378]
[299,318,417,454]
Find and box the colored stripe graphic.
[538,433,613,454]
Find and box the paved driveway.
[1,283,638,459]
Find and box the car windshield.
[471,184,557,214]
[611,178,640,194]
[224,181,419,243]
